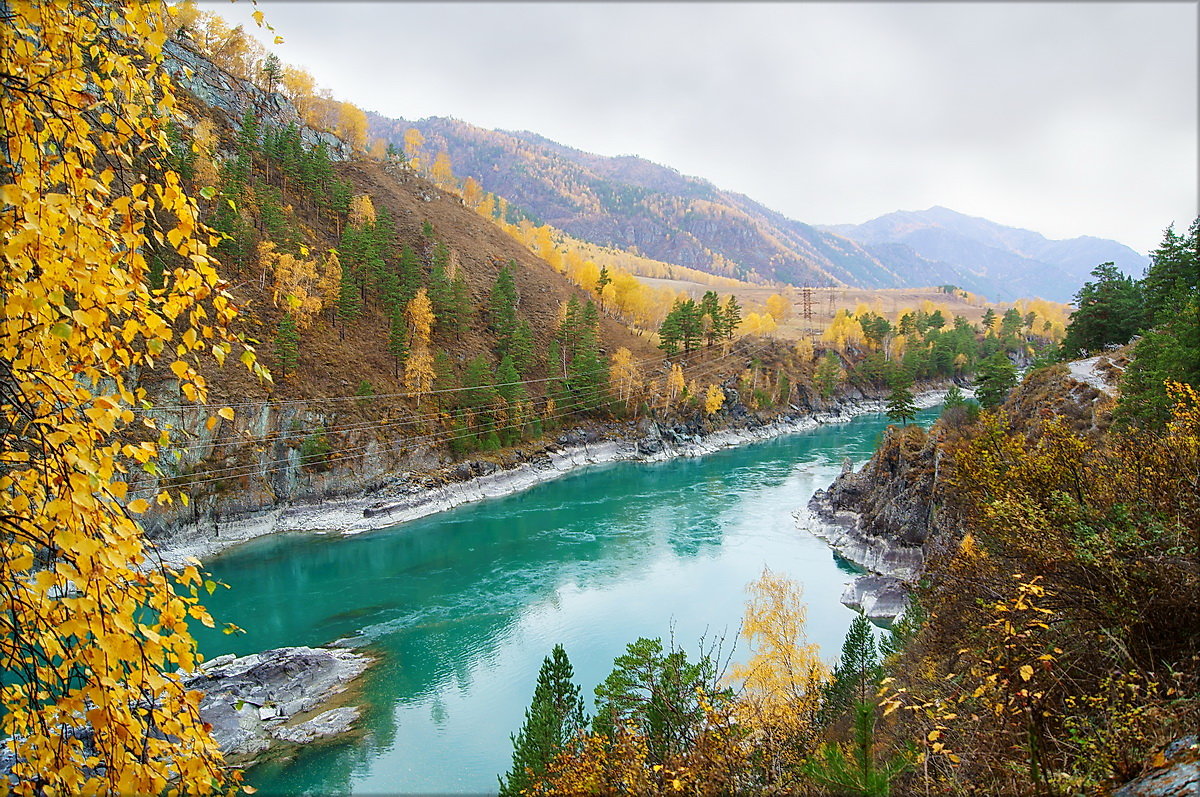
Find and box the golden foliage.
[348,193,376,228]
[704,383,725,416]
[665,363,686,408]
[728,568,827,778]
[765,293,792,322]
[2,0,267,791]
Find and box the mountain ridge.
[368,113,1146,303]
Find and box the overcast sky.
[200,1,1197,255]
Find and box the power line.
[135,339,772,494]
[152,342,732,457]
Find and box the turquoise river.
[193,406,939,794]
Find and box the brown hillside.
[193,154,661,414]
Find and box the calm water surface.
[194,407,938,794]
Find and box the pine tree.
[274,311,300,377]
[498,645,586,797]
[397,244,422,308]
[387,304,408,378]
[658,301,684,356]
[509,319,535,377]
[816,350,842,399]
[823,613,881,723]
[722,295,743,339]
[885,377,918,425]
[677,298,703,352]
[975,351,1017,409]
[336,260,360,340]
[490,262,520,356]
[700,290,722,346]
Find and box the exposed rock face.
[183,646,371,763]
[840,575,911,621]
[163,40,351,161]
[1113,736,1199,797]
[806,423,947,619]
[808,425,941,577]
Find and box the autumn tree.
[403,289,436,407]
[1,0,268,791]
[705,383,725,416]
[610,347,640,411]
[766,292,792,323]
[730,569,828,779]
[666,363,686,408]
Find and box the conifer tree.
[700,290,723,345]
[816,350,843,399]
[275,311,300,377]
[658,302,684,356]
[885,376,918,425]
[498,645,587,797]
[397,244,422,308]
[722,295,743,339]
[975,351,1017,409]
[509,319,536,376]
[823,613,882,723]
[387,304,408,378]
[490,261,520,355]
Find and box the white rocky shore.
[152,389,956,569]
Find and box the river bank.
[153,388,954,568]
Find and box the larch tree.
[704,384,725,416]
[2,0,269,792]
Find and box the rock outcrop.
[1113,736,1199,797]
[183,646,372,764]
[806,423,946,619]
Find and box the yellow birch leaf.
[127,499,149,514]
[1019,665,1034,682]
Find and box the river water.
[193,407,938,794]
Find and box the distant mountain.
[824,207,1149,302]
[367,114,915,288]
[368,114,1146,303]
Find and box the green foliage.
[490,261,520,355]
[658,297,704,354]
[801,701,915,796]
[592,637,729,765]
[550,297,607,413]
[823,614,882,723]
[499,645,587,797]
[722,295,742,339]
[816,350,842,399]
[274,311,300,376]
[1059,261,1145,357]
[508,319,535,377]
[974,352,1017,409]
[298,426,331,471]
[1114,219,1199,429]
[885,377,918,425]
